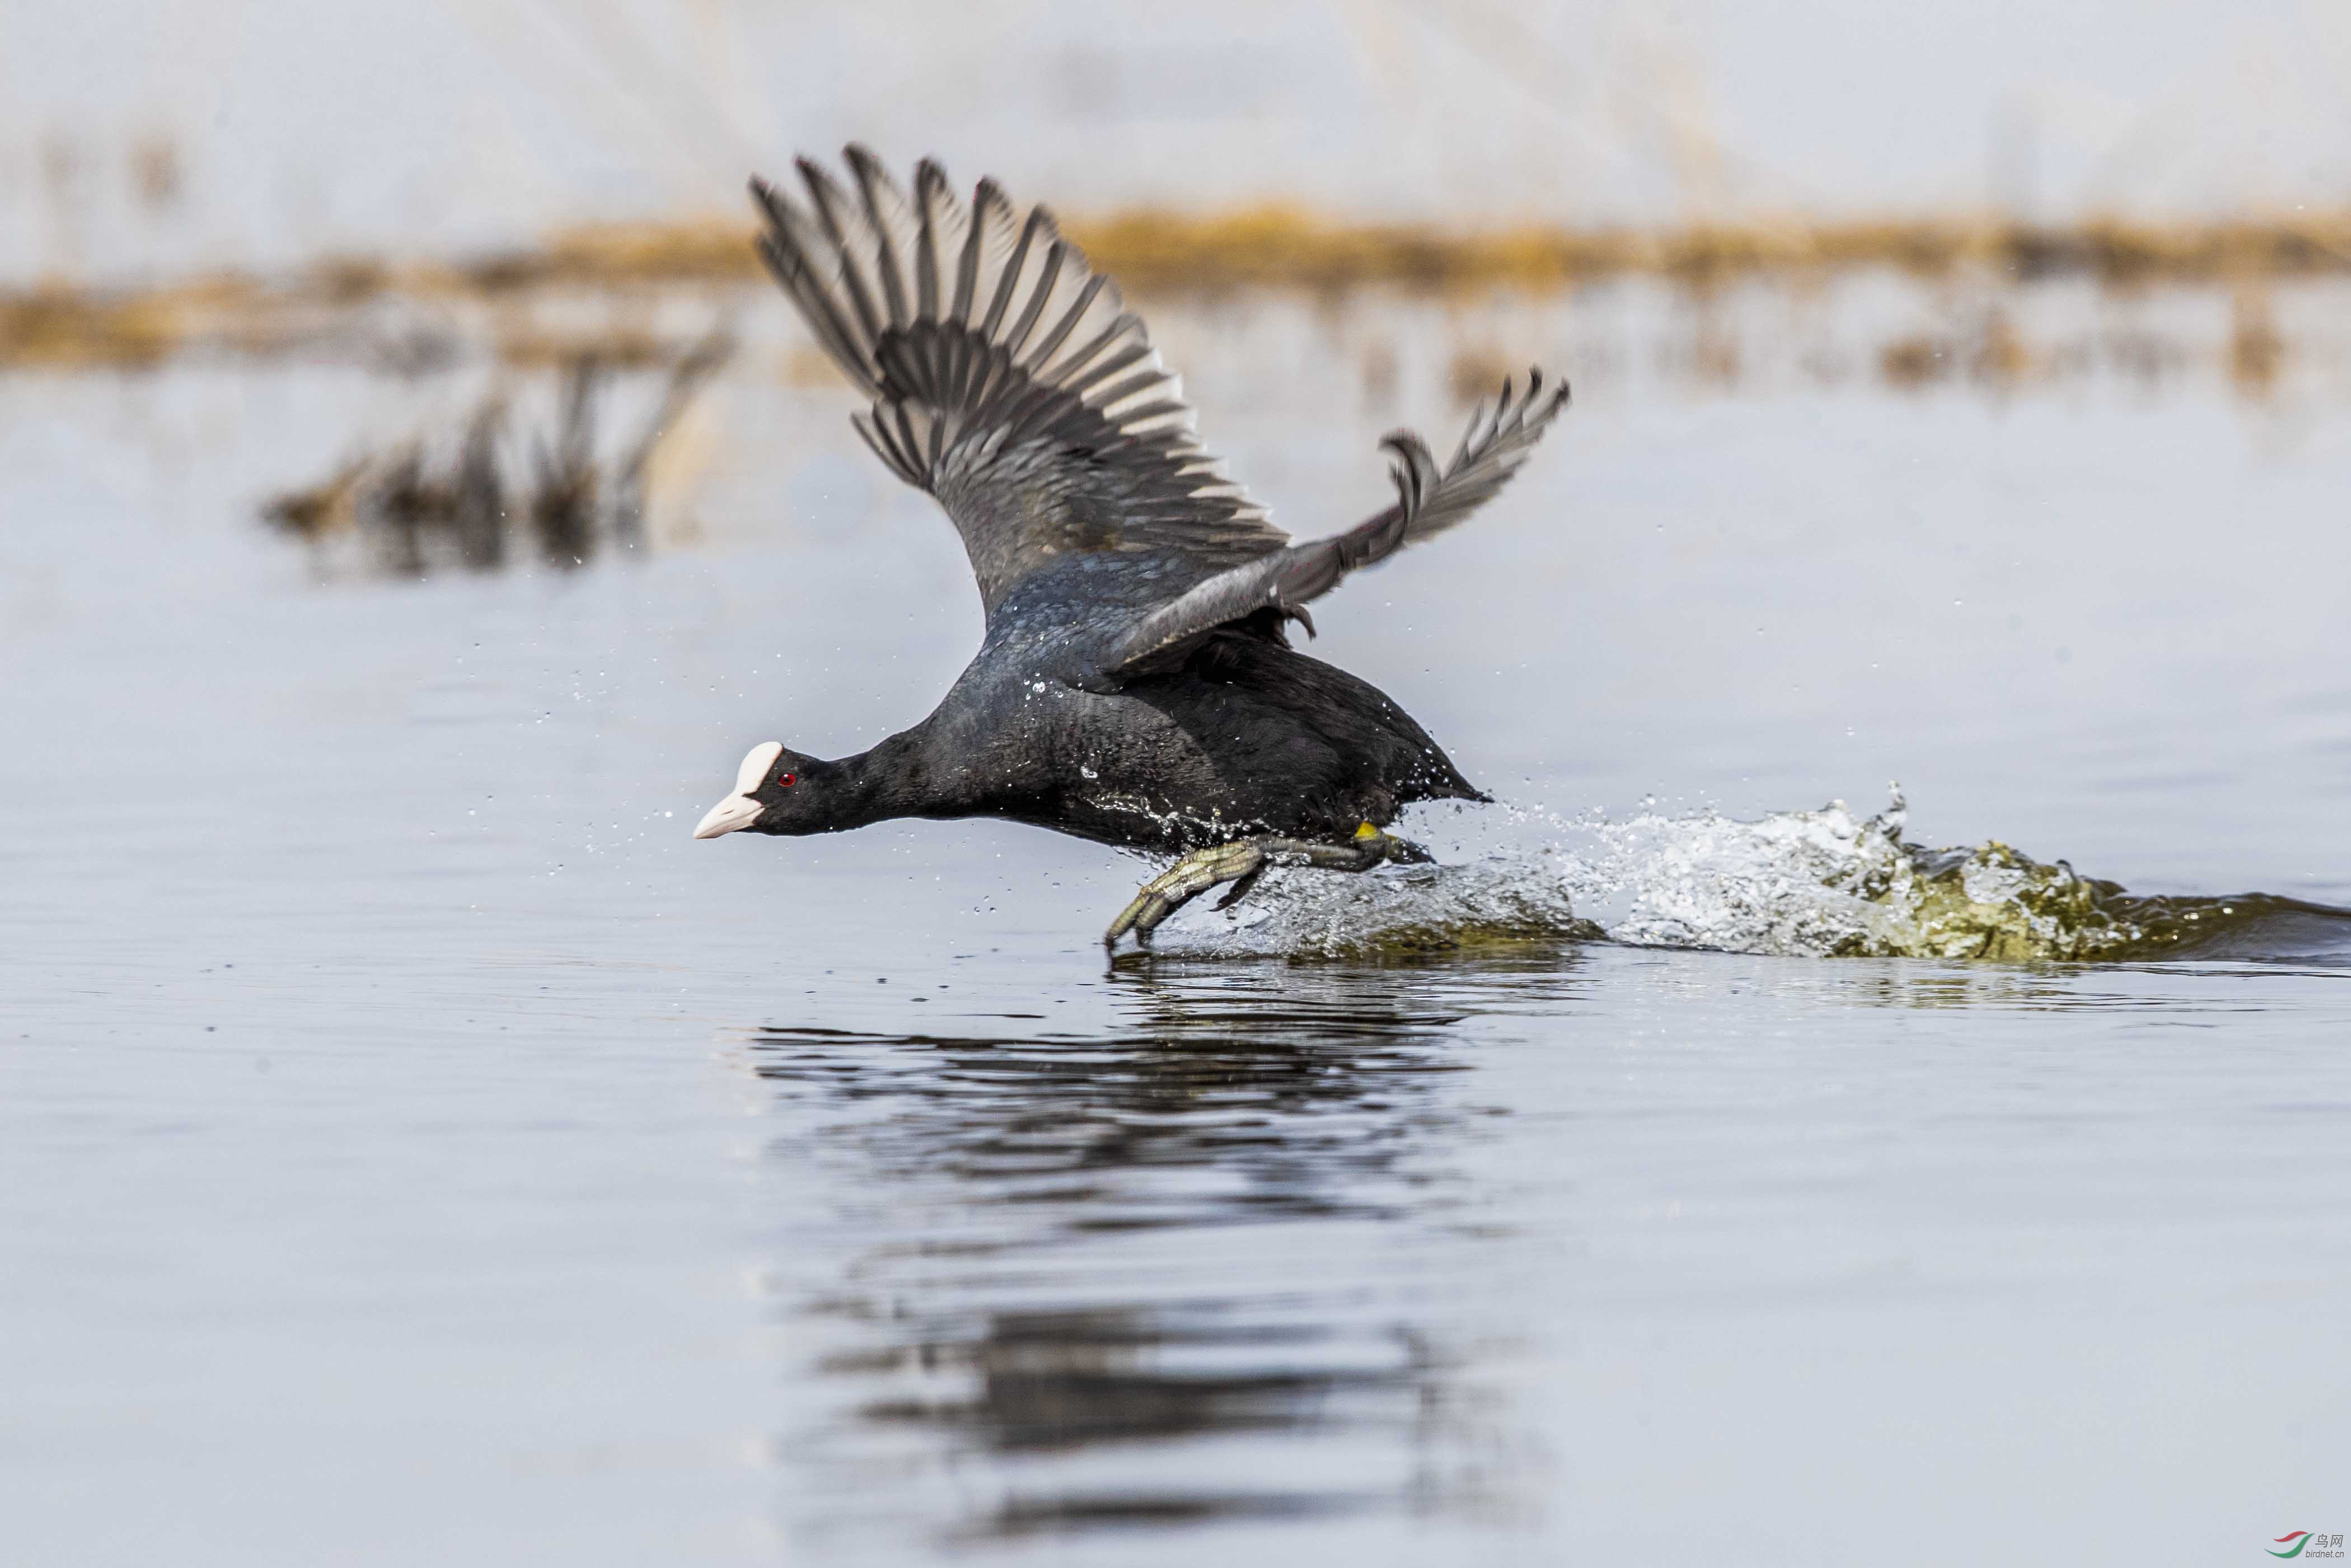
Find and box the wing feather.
[979,205,1046,341]
[1103,372,1572,678]
[845,147,914,329]
[752,147,1286,613]
[793,158,885,358]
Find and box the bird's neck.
[824,724,959,830]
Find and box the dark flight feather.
[1102,371,1571,678]
[749,149,1569,685]
[751,147,1285,614]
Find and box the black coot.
[692,148,1571,951]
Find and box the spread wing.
[752,147,1288,615]
[1102,372,1570,680]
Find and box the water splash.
[1151,788,2346,963]
[1567,787,2295,961]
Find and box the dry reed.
[7,207,2350,372]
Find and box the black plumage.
[696,148,1572,947]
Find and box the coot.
[694,148,1571,951]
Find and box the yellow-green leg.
[1103,823,1426,953]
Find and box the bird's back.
[924,625,1482,854]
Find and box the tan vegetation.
[264,332,731,577]
[1,280,192,368]
[6,206,2350,375]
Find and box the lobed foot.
[1103,823,1421,954]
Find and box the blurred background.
[13,0,2351,275]
[11,0,2351,565]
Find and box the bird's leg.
[1210,864,1267,911]
[1104,823,1416,952]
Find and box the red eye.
[777,773,796,788]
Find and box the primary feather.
[1102,371,1571,677]
[749,148,1571,688]
[753,147,1285,612]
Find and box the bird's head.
[692,741,835,839]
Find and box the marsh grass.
[11,207,2351,375]
[264,331,731,577]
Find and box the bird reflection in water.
[745,956,1580,1547]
